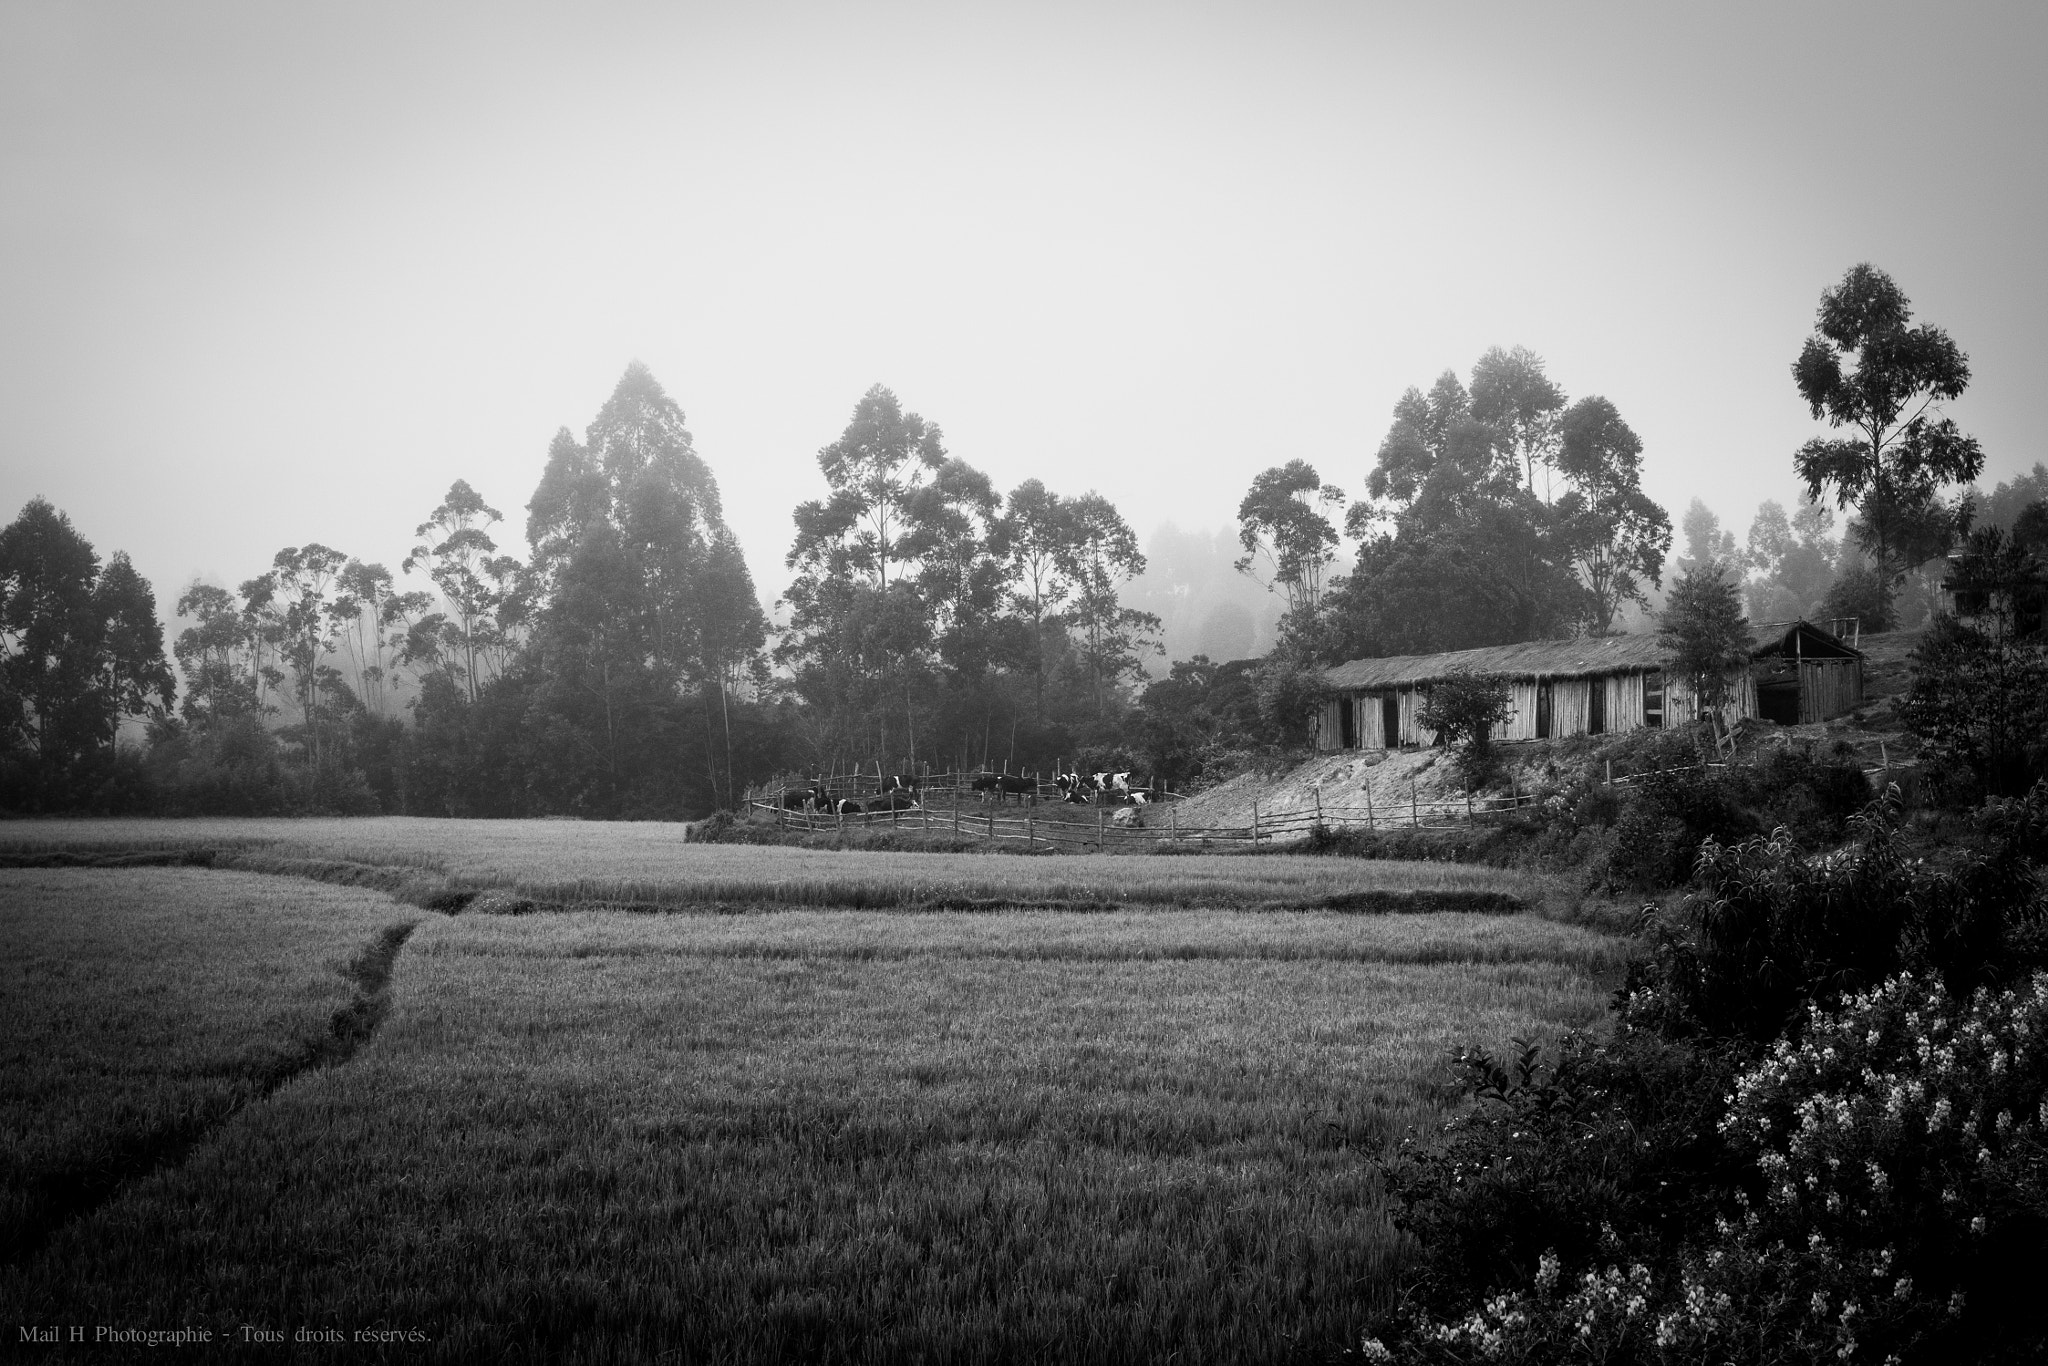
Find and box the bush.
[1369,974,2048,1364]
[1365,785,2048,1363]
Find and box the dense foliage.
[1366,782,2048,1364]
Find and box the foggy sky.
[4,2,2044,635]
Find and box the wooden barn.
[1317,621,1863,750]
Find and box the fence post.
[1096,802,1104,850]
[1170,799,1178,839]
[1605,760,1612,787]
[1365,781,1375,832]
[1027,809,1034,848]
[1411,780,1419,828]
[1252,797,1260,844]
[952,799,960,837]
[1314,784,1322,826]
[1466,786,1473,819]
[987,808,994,839]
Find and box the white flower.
[1893,1276,1913,1301]
[1811,1290,1829,1318]
[1970,1215,1987,1235]
[1357,1338,1392,1363]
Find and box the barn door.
[1588,678,1605,735]
[1383,695,1400,748]
[1535,681,1553,739]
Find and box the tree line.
[0,264,2026,816]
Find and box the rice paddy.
[0,827,1626,1362]
[0,815,1546,911]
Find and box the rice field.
[1,842,1624,1361]
[0,816,1544,911]
[0,869,418,1267]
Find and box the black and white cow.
[781,782,826,810]
[866,789,920,813]
[970,774,1032,806]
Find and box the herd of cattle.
[775,770,1155,815]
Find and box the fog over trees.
[2,264,2040,817]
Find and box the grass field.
[0,869,418,1268]
[0,816,1549,912]
[0,848,1623,1362]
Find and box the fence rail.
[743,752,1912,853]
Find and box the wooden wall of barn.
[1328,661,1788,751]
[1665,672,1758,727]
[1797,659,1862,722]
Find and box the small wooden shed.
[1748,620,1865,725]
[1317,621,1862,751]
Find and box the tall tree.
[1233,459,1346,620]
[1793,263,1984,620]
[1470,345,1567,498]
[1001,478,1075,716]
[1062,492,1160,717]
[1325,357,1577,660]
[404,480,527,704]
[259,543,350,773]
[523,363,767,812]
[1553,396,1671,632]
[0,499,173,794]
[1674,498,1738,578]
[173,582,263,725]
[790,384,948,591]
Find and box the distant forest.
[3,270,2033,819]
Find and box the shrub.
[1416,672,1516,790]
[1365,785,2048,1363]
[1368,974,2048,1364]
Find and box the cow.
[780,782,826,810]
[1055,771,1092,804]
[832,798,863,815]
[885,773,920,797]
[866,789,919,813]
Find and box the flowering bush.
[1364,786,2048,1363]
[1366,973,2048,1363]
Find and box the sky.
[3,1,2045,634]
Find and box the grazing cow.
[995,774,1034,803]
[780,784,823,810]
[866,789,919,813]
[970,773,1002,802]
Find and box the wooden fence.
[744,749,1911,853]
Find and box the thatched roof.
[1323,620,1859,692]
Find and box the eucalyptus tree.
[1062,492,1161,717]
[1793,264,1984,619]
[1233,459,1345,619]
[524,363,767,811]
[1470,345,1567,498]
[259,543,350,772]
[1553,396,1671,633]
[1001,478,1074,716]
[1325,360,1577,660]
